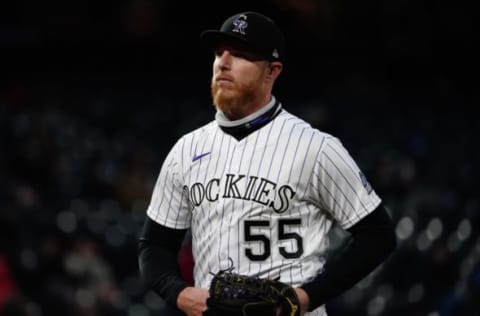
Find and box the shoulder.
[175,120,217,147]
[165,120,218,166]
[277,109,337,146]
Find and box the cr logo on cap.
[232,14,248,35]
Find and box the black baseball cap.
[200,12,285,62]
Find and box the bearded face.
[211,69,265,119]
[210,44,271,120]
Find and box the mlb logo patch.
[359,171,373,194]
[232,14,248,35]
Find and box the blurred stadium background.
[0,0,477,315]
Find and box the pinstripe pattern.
[146,104,381,316]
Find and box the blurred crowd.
[1,0,477,316]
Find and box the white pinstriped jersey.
[147,100,381,316]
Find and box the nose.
[216,50,232,70]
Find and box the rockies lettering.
[147,98,381,298]
[185,174,296,213]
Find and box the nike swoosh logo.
[192,152,211,162]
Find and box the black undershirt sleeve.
[300,204,397,311]
[138,217,189,308]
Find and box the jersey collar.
[215,96,282,140]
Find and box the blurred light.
[447,233,461,253]
[457,219,472,241]
[75,289,95,309]
[56,210,77,233]
[376,284,394,302]
[20,249,37,270]
[395,216,414,240]
[407,283,424,303]
[426,218,443,241]
[367,295,386,316]
[417,233,432,251]
[64,253,86,276]
[427,312,439,316]
[128,304,150,316]
[460,258,475,279]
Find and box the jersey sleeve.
[312,137,381,230]
[146,138,192,229]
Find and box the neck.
[222,93,272,121]
[216,96,282,140]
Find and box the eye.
[230,50,245,58]
[233,49,263,61]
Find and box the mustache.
[213,74,234,82]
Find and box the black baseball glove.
[205,267,300,316]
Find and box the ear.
[266,61,283,82]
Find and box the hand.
[294,287,310,316]
[177,287,209,316]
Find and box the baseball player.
[138,11,396,316]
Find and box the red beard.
[211,75,263,120]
